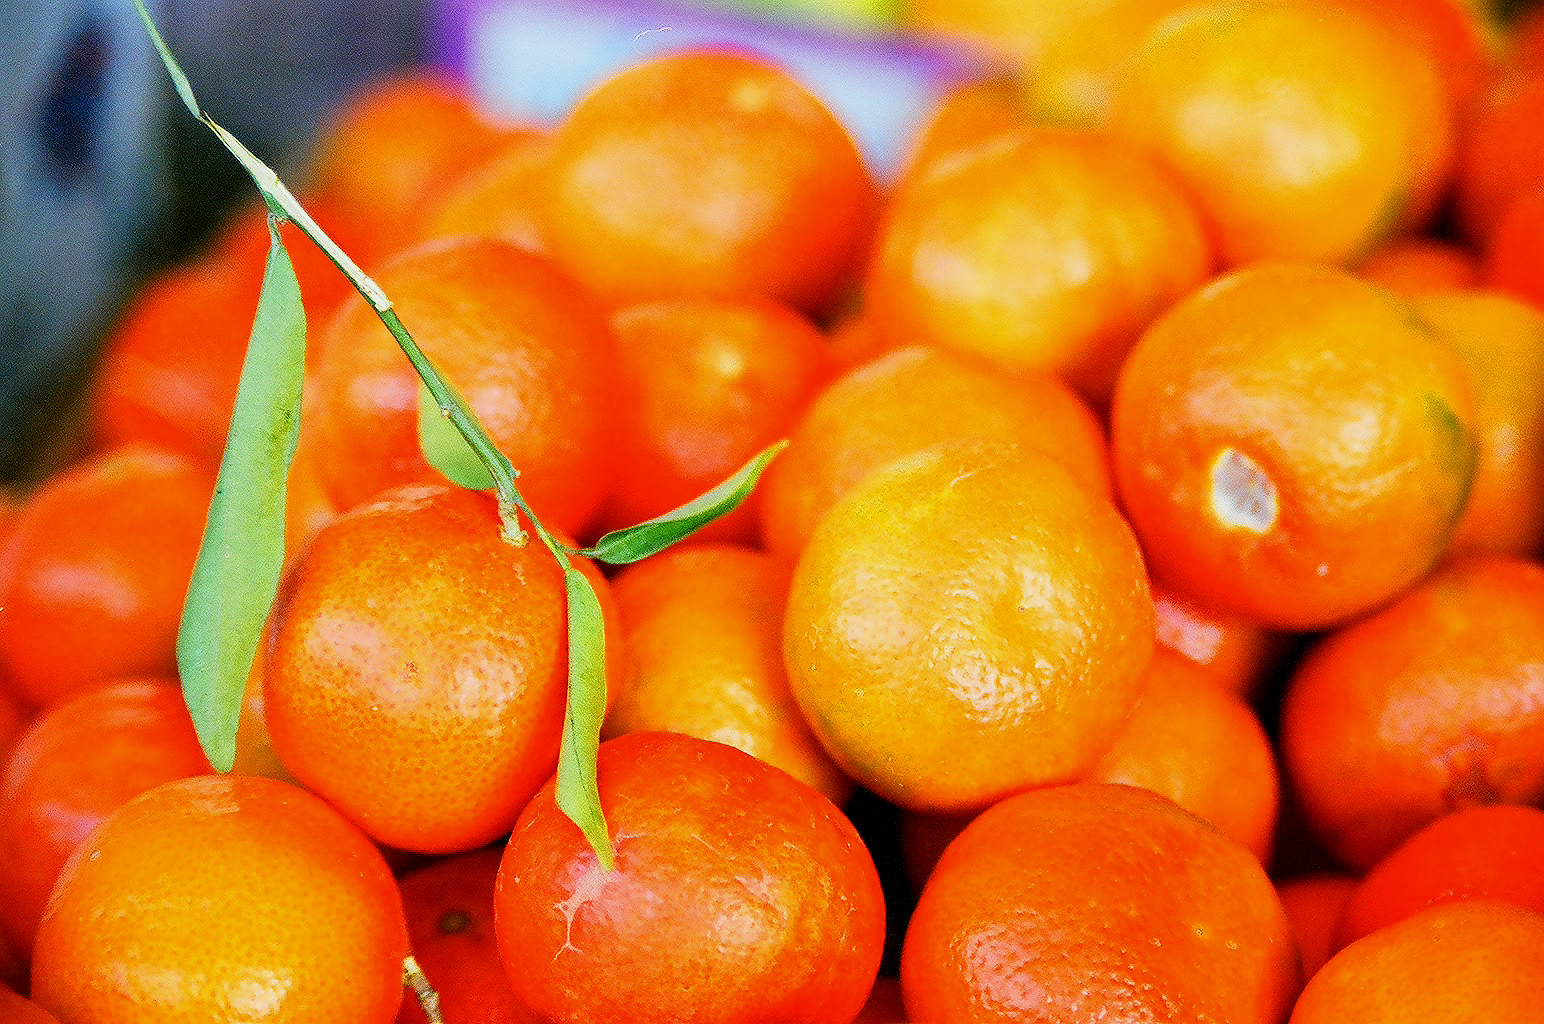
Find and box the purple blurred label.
[428,0,998,180]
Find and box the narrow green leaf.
[176,223,307,772]
[556,567,615,870]
[580,440,789,565]
[132,0,198,116]
[418,379,496,490]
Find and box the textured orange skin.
[0,678,209,962]
[544,52,877,315]
[604,544,850,805]
[1276,874,1360,981]
[1327,0,1496,116]
[1109,0,1453,266]
[1455,73,1544,245]
[0,687,26,771]
[784,442,1153,813]
[415,131,553,256]
[901,783,1301,1024]
[1358,237,1481,297]
[866,128,1212,403]
[1151,580,1282,697]
[1334,804,1544,949]
[601,297,832,544]
[494,732,886,1024]
[88,256,260,467]
[1112,262,1478,631]
[30,775,408,1024]
[0,445,211,709]
[395,849,537,1024]
[1486,187,1544,310]
[307,74,519,267]
[1288,901,1544,1022]
[1089,651,1280,861]
[266,483,620,854]
[1281,555,1544,870]
[310,237,621,534]
[1413,289,1544,556]
[898,77,1022,183]
[758,345,1111,562]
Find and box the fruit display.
[3,0,1544,1021]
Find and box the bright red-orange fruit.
[30,774,410,1024]
[495,732,886,1024]
[0,445,210,709]
[266,483,620,854]
[0,678,209,962]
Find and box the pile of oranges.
[3,0,1544,1020]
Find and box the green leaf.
[133,0,198,115]
[555,567,615,870]
[176,223,307,773]
[418,378,496,490]
[580,440,789,565]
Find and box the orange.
[1327,0,1496,116]
[1280,554,1544,869]
[395,849,535,1024]
[784,441,1153,813]
[824,308,898,374]
[1087,650,1279,861]
[493,731,886,1024]
[1288,900,1544,1022]
[0,677,209,962]
[603,543,850,805]
[903,0,1195,125]
[0,987,61,1023]
[413,130,553,256]
[1109,0,1454,266]
[600,296,831,543]
[0,444,211,709]
[88,254,261,467]
[307,74,519,267]
[265,483,621,854]
[1276,874,1360,981]
[0,686,26,769]
[544,50,876,314]
[1150,580,1283,697]
[309,236,621,533]
[1412,288,1544,555]
[1486,186,1544,309]
[1111,262,1478,631]
[866,127,1212,403]
[1516,4,1544,71]
[899,77,1023,182]
[758,345,1111,562]
[901,782,1301,1023]
[1357,236,1481,296]
[30,774,408,1023]
[1454,71,1544,245]
[1334,804,1544,949]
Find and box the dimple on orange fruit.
[866,127,1212,403]
[1112,261,1478,631]
[901,782,1301,1024]
[784,440,1153,813]
[30,773,409,1024]
[494,731,886,1024]
[543,50,876,315]
[265,483,620,854]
